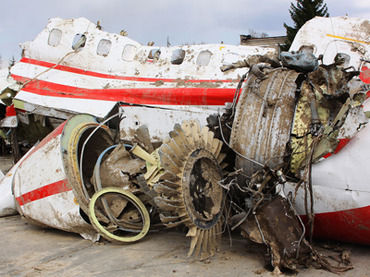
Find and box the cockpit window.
[48,28,62,47]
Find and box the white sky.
[0,0,369,65]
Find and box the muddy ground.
[0,214,369,277]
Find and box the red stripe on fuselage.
[16,179,72,206]
[12,75,235,105]
[301,205,370,245]
[19,57,236,84]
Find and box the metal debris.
[0,15,369,275]
[209,48,368,272]
[279,46,319,72]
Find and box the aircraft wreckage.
[0,16,369,273]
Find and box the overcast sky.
[0,0,369,65]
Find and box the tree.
[283,0,329,50]
[248,29,269,39]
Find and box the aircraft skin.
[8,17,275,139]
[286,16,370,245]
[0,16,369,245]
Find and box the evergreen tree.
[283,0,329,50]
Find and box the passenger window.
[72,34,86,50]
[196,50,212,66]
[148,49,161,61]
[97,39,112,57]
[171,49,185,65]
[122,44,137,61]
[48,28,62,47]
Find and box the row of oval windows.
[48,28,213,66]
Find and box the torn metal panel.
[240,196,311,271]
[12,120,98,240]
[290,17,369,69]
[239,194,353,273]
[120,104,225,142]
[289,56,367,175]
[281,105,370,245]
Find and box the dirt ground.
[1,156,370,276]
[0,214,369,277]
